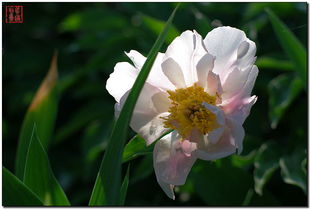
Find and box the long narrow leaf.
[15,53,59,179]
[23,125,70,206]
[89,5,179,206]
[119,164,130,205]
[3,167,43,206]
[266,8,306,87]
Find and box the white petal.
[204,26,256,82]
[162,58,187,89]
[221,65,252,100]
[152,91,171,113]
[164,30,208,86]
[202,103,225,144]
[193,115,244,160]
[206,71,223,99]
[196,53,215,88]
[125,50,145,69]
[126,50,175,91]
[114,82,170,145]
[134,112,170,145]
[106,62,138,102]
[153,131,197,186]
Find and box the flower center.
[163,83,219,139]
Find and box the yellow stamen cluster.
[163,84,219,139]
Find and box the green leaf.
[119,164,130,205]
[192,160,252,205]
[3,167,43,206]
[122,135,152,163]
[256,57,294,71]
[23,125,70,206]
[279,146,306,193]
[131,155,154,184]
[268,73,303,128]
[142,14,180,44]
[254,142,281,195]
[89,5,179,206]
[15,53,59,179]
[266,8,307,87]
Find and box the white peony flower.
[106,26,258,199]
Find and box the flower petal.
[206,70,223,101]
[115,82,170,145]
[156,178,175,200]
[126,50,175,91]
[162,58,187,89]
[196,53,215,88]
[106,62,138,102]
[194,116,244,160]
[204,26,256,82]
[223,95,258,125]
[202,103,225,144]
[163,30,208,86]
[153,131,197,187]
[134,112,170,146]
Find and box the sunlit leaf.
[279,146,306,193]
[119,164,130,205]
[3,167,43,206]
[122,135,152,163]
[256,57,294,71]
[15,53,59,179]
[254,142,281,195]
[268,73,303,128]
[23,126,70,206]
[266,8,307,87]
[89,5,179,205]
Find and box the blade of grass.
[3,167,43,206]
[15,52,59,179]
[23,125,70,206]
[88,5,179,205]
[266,8,306,87]
[119,164,130,205]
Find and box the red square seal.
[5,6,23,23]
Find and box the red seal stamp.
[5,5,23,23]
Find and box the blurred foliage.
[3,2,307,206]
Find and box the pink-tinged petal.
[157,178,175,200]
[221,66,252,100]
[163,30,209,86]
[162,58,187,88]
[193,116,244,160]
[106,62,138,102]
[126,50,175,91]
[196,53,215,88]
[154,131,197,187]
[181,139,198,157]
[204,26,256,83]
[206,71,223,102]
[223,95,257,125]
